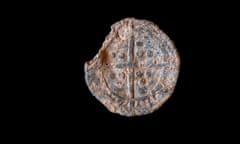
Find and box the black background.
[40,9,205,129]
[44,13,206,132]
[12,2,238,141]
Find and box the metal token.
[84,18,180,116]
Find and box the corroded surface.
[84,18,180,116]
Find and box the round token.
[84,18,180,117]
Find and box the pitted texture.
[84,18,180,116]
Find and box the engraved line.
[90,63,166,71]
[129,35,135,99]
